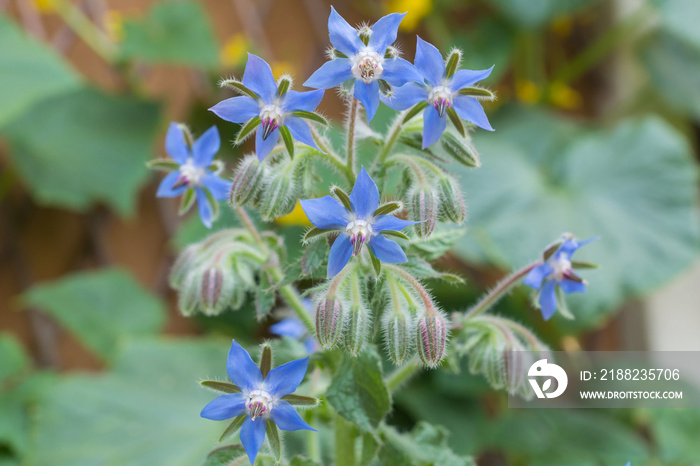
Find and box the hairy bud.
[416,312,448,368]
[438,177,466,224]
[178,269,202,317]
[343,303,370,357]
[315,298,344,349]
[169,245,198,289]
[383,310,414,365]
[259,171,297,221]
[441,130,481,168]
[200,267,235,316]
[410,187,438,238]
[230,155,264,207]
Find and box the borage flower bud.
[315,298,344,349]
[230,155,264,207]
[416,312,448,368]
[410,187,438,238]
[179,269,203,317]
[438,176,466,224]
[200,266,235,316]
[259,171,297,221]
[383,310,414,365]
[343,303,370,357]
[169,245,199,289]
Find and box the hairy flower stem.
[234,207,315,333]
[462,262,541,320]
[385,264,438,315]
[306,134,354,185]
[386,358,422,391]
[334,414,357,466]
[372,111,405,181]
[346,98,359,177]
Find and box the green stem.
[386,358,421,392]
[384,264,437,315]
[334,415,357,466]
[234,207,315,333]
[306,133,354,185]
[373,114,404,178]
[52,0,117,63]
[552,8,652,85]
[346,98,359,176]
[304,410,322,462]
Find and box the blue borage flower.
[300,167,415,277]
[383,36,494,148]
[523,235,598,320]
[210,54,325,161]
[201,340,316,465]
[156,123,231,228]
[304,7,422,121]
[269,298,319,354]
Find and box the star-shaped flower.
[210,54,325,161]
[300,167,415,277]
[156,123,231,228]
[523,235,597,320]
[304,7,422,121]
[200,340,316,465]
[383,36,494,148]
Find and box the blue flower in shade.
[210,54,325,162]
[383,37,494,148]
[156,123,231,228]
[270,298,318,354]
[303,7,422,121]
[300,167,415,277]
[201,340,315,465]
[523,236,597,320]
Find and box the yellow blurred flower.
[549,82,582,110]
[221,34,250,68]
[276,201,311,227]
[271,61,296,81]
[387,0,432,31]
[515,80,541,104]
[105,10,124,43]
[32,0,55,13]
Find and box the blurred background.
[1,0,700,464]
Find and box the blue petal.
[201,173,231,201]
[423,105,447,149]
[304,59,354,89]
[382,58,424,87]
[328,6,363,56]
[285,117,319,150]
[354,80,381,121]
[156,171,187,198]
[209,96,260,124]
[165,122,190,164]
[539,280,557,320]
[559,279,587,294]
[368,12,405,52]
[349,167,380,219]
[300,196,348,229]
[415,36,445,86]
[281,89,325,113]
[453,96,494,131]
[449,66,494,91]
[195,188,213,228]
[269,318,307,339]
[200,393,246,421]
[192,126,220,167]
[373,215,416,232]
[303,337,317,354]
[255,126,280,161]
[327,234,353,278]
[242,53,278,103]
[522,264,552,290]
[226,339,263,392]
[558,236,599,257]
[239,416,266,466]
[270,401,316,432]
[382,82,428,110]
[263,357,309,397]
[367,234,407,263]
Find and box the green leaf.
[457,87,496,99]
[202,444,247,466]
[235,117,261,144]
[30,339,230,466]
[280,125,295,158]
[402,101,428,123]
[407,227,467,261]
[120,1,219,68]
[326,346,391,431]
[292,110,328,126]
[331,186,352,211]
[649,0,700,49]
[22,268,166,360]
[255,272,276,320]
[381,230,410,241]
[374,201,402,216]
[289,456,321,466]
[199,380,241,394]
[0,15,81,127]
[649,409,700,463]
[0,334,28,382]
[368,248,382,277]
[377,422,476,466]
[266,420,281,461]
[2,88,160,216]
[453,108,700,327]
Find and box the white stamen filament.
[351,51,384,84]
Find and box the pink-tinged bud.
[383,311,414,365]
[343,304,369,357]
[416,313,448,368]
[259,172,297,221]
[230,155,264,207]
[200,267,234,316]
[438,177,466,224]
[315,298,344,349]
[410,187,437,238]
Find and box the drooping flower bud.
[200,266,235,316]
[230,155,264,207]
[343,303,370,357]
[416,312,448,368]
[178,269,202,317]
[259,171,297,221]
[440,130,481,168]
[315,298,344,349]
[438,176,466,224]
[169,245,199,289]
[410,187,438,238]
[383,310,414,365]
